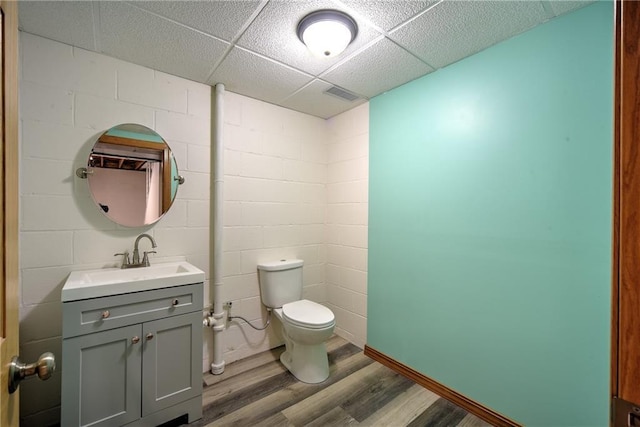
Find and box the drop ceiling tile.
[281,79,367,119]
[209,47,314,107]
[18,0,576,121]
[336,0,438,31]
[18,1,97,51]
[323,37,433,98]
[390,0,547,69]
[236,0,383,76]
[547,1,595,17]
[129,0,264,42]
[99,1,229,83]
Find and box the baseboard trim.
[364,345,522,427]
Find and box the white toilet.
[258,259,335,383]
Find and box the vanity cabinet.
[61,283,203,427]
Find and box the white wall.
[326,105,369,348]
[213,91,329,363]
[18,31,369,426]
[19,32,211,426]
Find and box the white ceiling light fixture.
[297,10,358,58]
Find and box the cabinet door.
[61,324,142,427]
[142,311,202,416]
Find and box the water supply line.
[229,312,271,330]
[206,83,226,375]
[226,302,273,331]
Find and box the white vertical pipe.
[210,83,225,375]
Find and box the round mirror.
[84,124,180,227]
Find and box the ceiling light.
[297,10,358,58]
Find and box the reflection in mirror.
[85,124,179,227]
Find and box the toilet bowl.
[257,259,336,383]
[275,299,335,383]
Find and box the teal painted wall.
[368,3,613,426]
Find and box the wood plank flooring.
[182,336,492,427]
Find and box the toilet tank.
[257,259,304,308]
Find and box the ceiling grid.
[18,0,593,119]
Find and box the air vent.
[323,86,360,102]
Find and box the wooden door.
[612,0,640,425]
[0,0,20,426]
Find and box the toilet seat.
[282,299,335,329]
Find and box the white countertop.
[62,261,205,301]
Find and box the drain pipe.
[205,83,226,375]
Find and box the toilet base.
[280,343,329,384]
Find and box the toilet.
[257,259,335,383]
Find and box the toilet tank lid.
[257,259,303,271]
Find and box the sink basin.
[62,261,205,301]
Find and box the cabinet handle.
[101,310,110,319]
[172,298,179,306]
[146,333,154,341]
[131,336,140,344]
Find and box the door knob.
[8,352,56,393]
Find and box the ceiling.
[17,0,593,119]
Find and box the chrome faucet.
[133,234,157,266]
[115,234,157,269]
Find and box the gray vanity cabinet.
[61,283,203,427]
[142,312,202,417]
[62,324,142,426]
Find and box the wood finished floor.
[183,336,492,427]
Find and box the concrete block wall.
[211,91,329,364]
[19,32,211,427]
[325,104,369,348]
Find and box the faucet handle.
[114,251,130,268]
[142,251,157,266]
